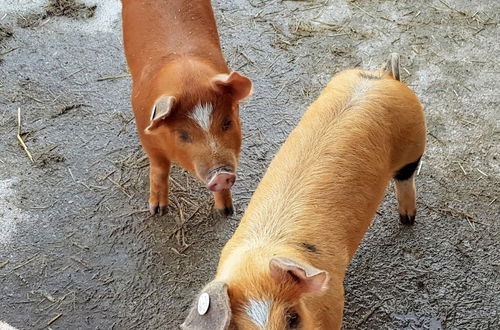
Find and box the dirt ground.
[0,0,498,329]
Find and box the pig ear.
[269,257,329,294]
[211,72,253,101]
[145,95,176,132]
[181,281,232,330]
[381,52,400,81]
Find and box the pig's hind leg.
[393,157,421,225]
[149,159,171,216]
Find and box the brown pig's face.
[181,257,329,330]
[226,264,320,330]
[144,71,252,192]
[167,96,242,190]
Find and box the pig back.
[121,0,227,81]
[225,72,412,261]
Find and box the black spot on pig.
[300,242,318,253]
[394,157,421,181]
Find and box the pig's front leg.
[148,159,171,216]
[213,189,234,216]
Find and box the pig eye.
[286,309,300,329]
[177,129,192,143]
[222,118,232,131]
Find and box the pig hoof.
[399,214,415,225]
[149,204,169,216]
[149,204,159,215]
[159,205,168,216]
[218,205,234,217]
[224,206,234,216]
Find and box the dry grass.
[17,0,97,28]
[0,26,13,43]
[45,0,96,19]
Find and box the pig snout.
[206,167,236,192]
[207,173,236,191]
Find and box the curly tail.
[381,53,400,81]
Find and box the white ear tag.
[197,292,210,315]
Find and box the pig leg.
[149,159,171,216]
[213,190,234,216]
[393,157,421,225]
[394,176,416,225]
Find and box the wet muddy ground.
[0,0,498,329]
